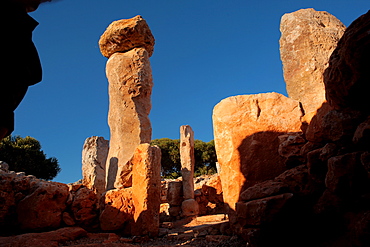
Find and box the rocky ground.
[0,215,246,247]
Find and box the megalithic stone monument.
[99,15,155,190]
[180,125,199,216]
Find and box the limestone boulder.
[324,10,370,112]
[69,185,99,228]
[236,193,293,226]
[131,143,161,236]
[239,181,288,202]
[99,188,134,231]
[105,47,153,189]
[99,15,155,58]
[82,136,109,197]
[16,181,69,230]
[280,8,345,122]
[325,152,364,195]
[212,92,303,210]
[306,105,363,144]
[167,181,183,206]
[181,198,199,217]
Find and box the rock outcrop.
[17,181,69,230]
[81,136,109,197]
[231,9,370,247]
[212,92,303,210]
[0,170,99,234]
[99,16,155,189]
[280,8,346,122]
[324,10,370,112]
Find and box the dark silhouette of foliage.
[151,138,217,178]
[0,135,60,180]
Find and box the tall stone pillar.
[180,125,199,216]
[99,15,155,190]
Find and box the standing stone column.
[99,16,155,190]
[82,136,109,197]
[131,143,161,236]
[180,125,199,217]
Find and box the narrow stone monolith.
[180,125,195,200]
[81,136,109,197]
[180,125,199,217]
[99,15,155,190]
[131,143,161,236]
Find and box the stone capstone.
[212,92,303,210]
[280,8,345,122]
[99,15,155,58]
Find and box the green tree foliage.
[151,138,181,177]
[0,135,61,180]
[151,138,217,178]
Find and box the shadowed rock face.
[280,8,345,122]
[212,92,303,211]
[99,15,155,190]
[324,10,370,112]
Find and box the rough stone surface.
[325,152,363,195]
[181,199,200,217]
[280,8,345,121]
[0,227,87,247]
[69,186,99,228]
[353,116,370,146]
[17,181,69,230]
[324,10,370,112]
[236,193,293,226]
[99,15,155,58]
[131,143,161,236]
[99,188,134,231]
[212,92,303,210]
[239,181,289,202]
[82,136,109,197]
[167,181,183,206]
[105,47,153,190]
[180,125,195,200]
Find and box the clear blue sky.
[13,0,369,184]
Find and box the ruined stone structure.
[280,8,346,123]
[81,136,109,197]
[99,15,155,190]
[212,92,303,211]
[2,8,370,247]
